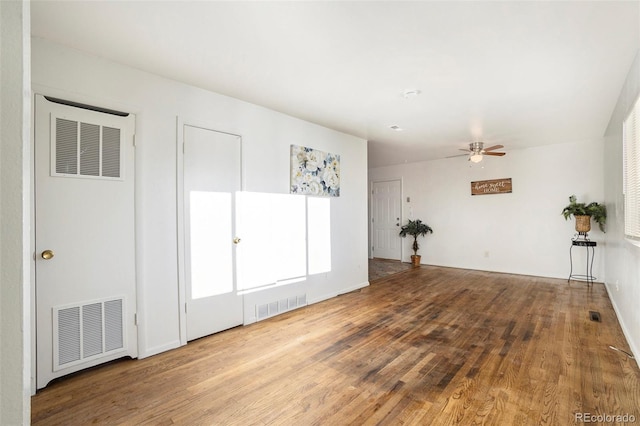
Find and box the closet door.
[34,95,137,389]
[182,124,243,341]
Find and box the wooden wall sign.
[471,178,512,195]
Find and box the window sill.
[624,237,640,249]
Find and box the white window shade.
[623,95,640,240]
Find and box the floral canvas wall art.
[290,145,340,197]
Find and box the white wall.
[603,49,640,361]
[369,140,605,280]
[31,38,368,359]
[0,0,31,423]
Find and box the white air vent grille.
[57,306,81,365]
[54,117,122,179]
[256,294,307,321]
[82,303,103,358]
[105,299,123,351]
[102,126,121,178]
[54,297,126,371]
[80,122,100,176]
[56,118,78,175]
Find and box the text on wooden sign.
[471,178,512,195]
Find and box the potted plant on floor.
[561,195,607,234]
[399,219,433,267]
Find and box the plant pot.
[411,255,421,267]
[575,215,591,233]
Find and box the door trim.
[369,178,403,260]
[176,117,244,346]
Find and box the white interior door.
[183,125,243,341]
[371,179,402,260]
[34,95,137,389]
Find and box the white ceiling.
[31,1,639,168]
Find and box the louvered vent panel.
[102,126,121,178]
[105,299,124,351]
[80,122,100,176]
[82,303,103,358]
[58,307,81,365]
[53,117,122,179]
[255,294,307,321]
[54,297,125,371]
[56,118,78,175]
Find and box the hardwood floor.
[368,257,414,281]
[32,266,640,425]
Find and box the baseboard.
[308,281,370,305]
[604,282,639,368]
[138,340,182,359]
[339,280,370,295]
[307,291,338,305]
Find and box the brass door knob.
[41,250,55,260]
[233,237,241,244]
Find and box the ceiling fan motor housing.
[470,142,484,153]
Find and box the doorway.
[371,179,402,260]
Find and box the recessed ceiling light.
[389,125,403,131]
[403,89,421,98]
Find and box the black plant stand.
[568,233,596,286]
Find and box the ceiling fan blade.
[446,153,470,158]
[458,149,471,152]
[484,152,506,156]
[483,144,504,152]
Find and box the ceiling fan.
[458,142,506,163]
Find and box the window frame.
[623,93,640,246]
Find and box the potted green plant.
[399,219,433,266]
[561,195,607,233]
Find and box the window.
[623,94,640,240]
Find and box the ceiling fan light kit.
[470,153,483,163]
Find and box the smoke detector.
[403,89,421,98]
